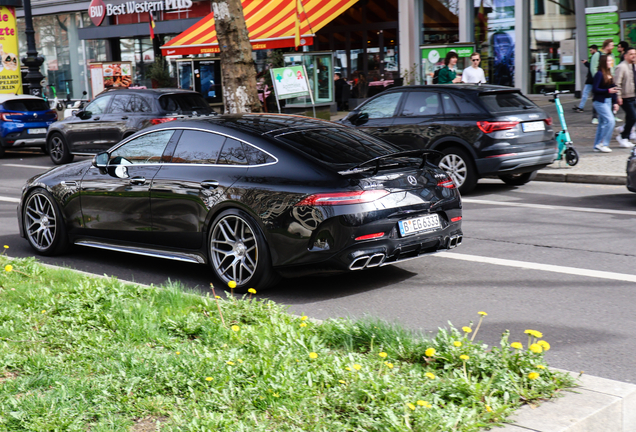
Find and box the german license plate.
[398,214,441,237]
[522,121,545,132]
[28,128,47,135]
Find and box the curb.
[497,370,636,431]
[536,172,627,186]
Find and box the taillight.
[437,179,456,189]
[295,190,390,206]
[0,113,22,121]
[451,216,462,222]
[355,232,385,241]
[476,121,519,134]
[46,110,58,121]
[544,117,553,126]
[150,117,177,125]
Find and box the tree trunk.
[212,0,262,113]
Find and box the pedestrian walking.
[613,46,636,148]
[618,41,629,64]
[437,51,461,84]
[461,52,486,84]
[592,54,619,152]
[573,45,598,113]
[589,39,617,125]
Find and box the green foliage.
[147,58,174,88]
[0,256,576,431]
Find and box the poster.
[420,45,474,84]
[89,61,132,96]
[270,66,310,99]
[0,6,22,94]
[488,0,515,87]
[622,19,636,52]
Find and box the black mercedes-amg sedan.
[18,114,463,291]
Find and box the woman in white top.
[462,53,487,84]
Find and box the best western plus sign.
[88,0,193,26]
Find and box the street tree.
[212,0,262,113]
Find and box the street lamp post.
[20,0,45,96]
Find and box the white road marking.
[1,164,48,170]
[436,252,636,283]
[462,198,636,217]
[0,196,19,203]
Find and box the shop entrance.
[174,58,223,108]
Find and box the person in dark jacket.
[438,51,461,84]
[334,73,347,111]
[573,45,598,113]
[592,54,619,152]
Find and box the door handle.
[93,117,100,120]
[201,180,220,189]
[130,177,146,185]
[427,125,441,130]
[121,116,128,120]
[376,128,389,132]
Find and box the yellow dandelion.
[339,380,346,384]
[353,364,361,371]
[215,295,221,299]
[425,348,436,357]
[510,342,523,350]
[453,341,462,347]
[486,405,493,412]
[529,343,543,354]
[248,288,256,294]
[379,352,388,358]
[3,245,8,249]
[237,359,243,363]
[301,316,308,321]
[4,265,12,272]
[478,311,488,316]
[231,325,240,332]
[205,377,213,381]
[226,361,235,366]
[462,326,472,333]
[309,352,318,359]
[41,310,46,314]
[228,281,237,289]
[538,340,551,351]
[425,372,436,379]
[345,367,351,371]
[460,355,469,361]
[528,372,540,380]
[536,364,546,369]
[407,403,416,411]
[299,322,307,327]
[175,351,181,355]
[417,400,432,408]
[524,329,543,338]
[384,362,394,369]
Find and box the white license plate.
[522,121,545,132]
[398,214,441,237]
[28,128,47,135]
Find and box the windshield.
[159,93,211,114]
[3,99,49,112]
[479,92,537,113]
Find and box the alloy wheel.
[25,193,57,251]
[210,215,258,286]
[50,136,65,163]
[439,153,467,188]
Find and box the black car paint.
[20,115,462,282]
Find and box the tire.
[48,133,74,165]
[40,145,49,155]
[0,146,5,158]
[565,148,579,166]
[439,147,478,194]
[498,170,538,186]
[23,188,69,256]
[208,209,280,292]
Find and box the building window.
[535,0,545,15]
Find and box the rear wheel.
[565,148,579,166]
[499,170,538,186]
[439,147,478,194]
[48,133,74,165]
[23,188,69,256]
[208,209,280,293]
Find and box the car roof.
[97,88,202,97]
[388,84,521,93]
[0,94,46,103]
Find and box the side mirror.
[71,110,79,116]
[343,109,361,123]
[93,152,109,168]
[78,110,91,120]
[353,112,369,126]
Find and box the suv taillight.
[46,110,58,121]
[0,113,23,122]
[150,117,177,125]
[476,121,519,134]
[295,190,390,206]
[544,117,553,126]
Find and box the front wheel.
[208,209,280,292]
[439,147,478,194]
[565,147,579,166]
[48,133,74,165]
[23,188,69,256]
[498,170,538,186]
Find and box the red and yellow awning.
[161,0,358,56]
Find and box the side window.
[441,93,460,115]
[110,130,175,165]
[455,95,484,114]
[358,92,402,119]
[218,138,248,165]
[134,96,153,113]
[400,92,441,117]
[171,130,226,164]
[109,94,134,113]
[84,95,113,116]
[244,144,275,165]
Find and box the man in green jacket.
[438,51,461,84]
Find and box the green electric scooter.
[545,90,579,166]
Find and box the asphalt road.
[2,149,636,383]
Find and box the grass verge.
[0,255,576,431]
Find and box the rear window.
[479,92,537,113]
[159,93,211,114]
[3,99,49,112]
[274,127,399,165]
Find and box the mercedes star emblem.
[407,175,417,186]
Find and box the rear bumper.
[476,148,557,176]
[1,129,48,148]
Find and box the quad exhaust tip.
[349,253,386,270]
[447,234,463,249]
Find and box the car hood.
[26,159,93,188]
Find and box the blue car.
[0,95,57,158]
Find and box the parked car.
[46,88,215,165]
[627,147,636,193]
[18,114,463,291]
[0,94,57,158]
[340,84,557,194]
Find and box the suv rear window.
[3,99,49,112]
[274,127,399,165]
[479,92,536,113]
[159,93,211,114]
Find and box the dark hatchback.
[19,114,462,291]
[46,88,214,165]
[341,84,557,193]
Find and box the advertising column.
[0,5,22,94]
[585,6,619,60]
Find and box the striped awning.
[161,0,358,56]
